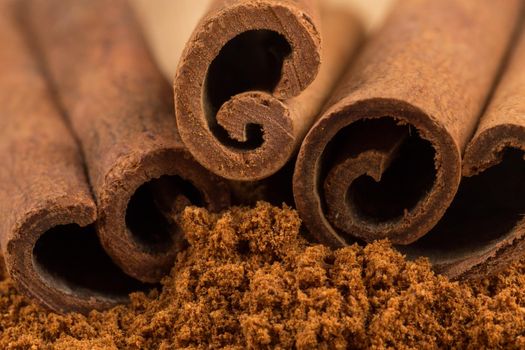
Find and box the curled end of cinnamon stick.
[175,0,321,180]
[98,147,231,283]
[5,198,147,314]
[463,125,525,177]
[403,124,525,279]
[294,98,461,246]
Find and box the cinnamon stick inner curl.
[175,0,322,180]
[295,99,459,246]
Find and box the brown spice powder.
[1,202,525,349]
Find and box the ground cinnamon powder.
[1,202,525,349]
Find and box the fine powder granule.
[1,202,525,349]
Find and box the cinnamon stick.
[24,0,231,283]
[0,0,145,313]
[404,21,525,279]
[294,0,522,247]
[174,0,363,181]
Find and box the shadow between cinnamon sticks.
[24,0,231,283]
[293,0,523,274]
[174,0,364,181]
[0,0,146,313]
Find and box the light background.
[130,0,395,79]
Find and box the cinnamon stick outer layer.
[294,0,522,246]
[25,0,231,283]
[0,0,144,313]
[175,0,363,181]
[404,21,525,279]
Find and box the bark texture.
[0,0,144,313]
[25,0,231,283]
[406,21,525,279]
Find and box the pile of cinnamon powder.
[1,202,525,349]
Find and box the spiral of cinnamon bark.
[294,0,522,247]
[175,0,363,181]
[98,146,230,282]
[295,100,460,245]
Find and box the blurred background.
[131,0,394,79]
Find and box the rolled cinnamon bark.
[294,0,522,246]
[404,22,525,279]
[174,0,363,181]
[24,0,231,283]
[0,0,145,313]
